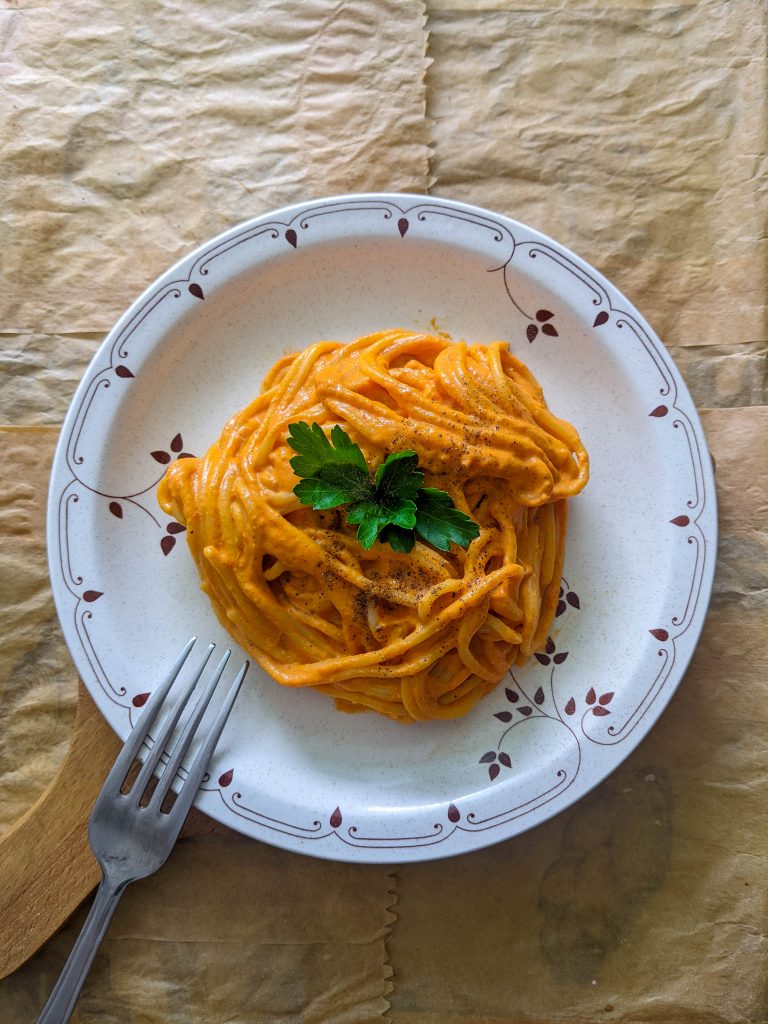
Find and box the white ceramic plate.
[48,194,716,863]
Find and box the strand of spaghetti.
[249,342,339,462]
[435,353,574,480]
[417,579,467,622]
[326,366,564,464]
[456,600,499,681]
[427,657,472,701]
[539,502,556,585]
[531,500,567,653]
[325,396,560,503]
[273,589,345,643]
[258,565,518,686]
[484,614,523,645]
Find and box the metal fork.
[38,638,249,1024]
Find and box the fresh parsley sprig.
[287,422,480,553]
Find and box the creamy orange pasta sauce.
[158,330,589,722]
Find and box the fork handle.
[38,875,126,1024]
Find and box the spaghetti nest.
[158,329,589,723]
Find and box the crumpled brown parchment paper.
[0,0,428,1020]
[0,0,430,335]
[425,0,767,353]
[3,838,397,1024]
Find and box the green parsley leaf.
[340,452,422,548]
[287,421,368,478]
[288,422,479,553]
[379,524,416,553]
[292,472,365,510]
[288,422,372,510]
[373,451,423,505]
[414,488,481,551]
[346,498,417,549]
[345,500,379,526]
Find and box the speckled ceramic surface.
[47,194,716,863]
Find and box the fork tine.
[128,643,215,803]
[99,637,198,795]
[165,659,249,823]
[149,649,232,809]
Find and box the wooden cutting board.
[0,682,231,980]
